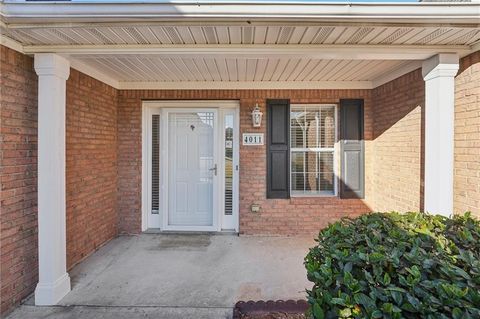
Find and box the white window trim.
[289,104,338,198]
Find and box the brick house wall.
[2,43,480,316]
[454,51,480,218]
[0,45,119,316]
[371,69,425,212]
[65,69,118,268]
[0,45,39,315]
[117,90,375,235]
[370,52,480,217]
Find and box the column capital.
[422,53,459,81]
[34,53,70,80]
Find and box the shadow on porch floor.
[8,234,314,319]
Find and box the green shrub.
[304,212,480,319]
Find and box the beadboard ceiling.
[72,55,408,83]
[3,25,480,46]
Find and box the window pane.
[290,105,336,196]
[320,106,335,148]
[224,114,234,216]
[291,152,304,173]
[290,110,305,148]
[319,152,334,192]
[305,109,319,148]
[303,151,320,193]
[291,173,305,193]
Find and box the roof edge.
[1,1,479,25]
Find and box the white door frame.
[142,100,240,232]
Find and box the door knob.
[209,164,217,176]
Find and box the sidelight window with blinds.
[290,104,336,196]
[151,114,160,214]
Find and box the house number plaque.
[243,133,264,146]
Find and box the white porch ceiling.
[3,25,480,47]
[72,55,409,84]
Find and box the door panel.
[168,112,215,226]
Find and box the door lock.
[209,164,217,176]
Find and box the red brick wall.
[0,46,119,316]
[117,90,374,235]
[66,69,118,268]
[3,42,477,317]
[454,51,480,218]
[372,69,425,213]
[117,93,142,234]
[0,45,39,316]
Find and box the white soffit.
[2,25,480,47]
[67,55,418,89]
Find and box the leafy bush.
[305,212,480,319]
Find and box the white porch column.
[422,53,459,217]
[34,53,71,305]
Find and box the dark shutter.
[340,99,365,199]
[267,99,290,199]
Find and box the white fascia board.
[1,2,479,24]
[117,80,373,90]
[22,44,471,60]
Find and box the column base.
[34,273,71,305]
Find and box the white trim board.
[23,44,472,60]
[143,100,241,108]
[372,61,423,88]
[120,81,373,90]
[0,35,24,53]
[2,1,480,24]
[69,59,120,89]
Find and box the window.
[290,104,336,196]
[151,114,160,213]
[224,113,234,216]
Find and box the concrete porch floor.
[7,234,314,319]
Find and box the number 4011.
[242,133,264,145]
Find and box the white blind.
[151,114,160,213]
[290,105,336,195]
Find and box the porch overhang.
[1,0,479,309]
[1,1,479,89]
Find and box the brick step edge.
[233,300,308,318]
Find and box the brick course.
[66,69,118,268]
[454,51,480,218]
[117,90,375,235]
[372,69,425,212]
[0,45,39,316]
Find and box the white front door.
[166,109,218,230]
[142,101,239,232]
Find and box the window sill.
[290,192,337,198]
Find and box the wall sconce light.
[251,103,263,128]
